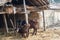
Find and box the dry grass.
[1,28,60,40]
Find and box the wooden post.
[13,7,16,28]
[10,19,16,35]
[23,0,28,24]
[13,7,16,35]
[42,10,46,31]
[3,14,9,33]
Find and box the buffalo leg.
[26,29,29,37]
[34,29,37,35]
[32,29,37,35]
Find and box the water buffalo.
[16,19,39,38]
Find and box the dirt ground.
[1,28,60,40]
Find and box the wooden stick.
[10,19,15,28]
[23,0,28,24]
[42,10,46,31]
[3,14,9,33]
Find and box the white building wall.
[38,10,60,28]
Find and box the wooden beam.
[42,0,47,5]
[37,0,44,6]
[3,14,9,33]
[10,19,15,29]
[23,0,28,24]
[13,7,16,27]
[42,10,46,31]
[13,7,16,35]
[36,0,43,6]
[0,12,6,14]
[10,19,16,35]
[44,0,49,4]
[33,0,41,6]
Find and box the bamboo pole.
[13,7,16,28]
[10,19,15,34]
[42,10,46,31]
[23,0,28,24]
[13,7,16,35]
[3,14,9,33]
